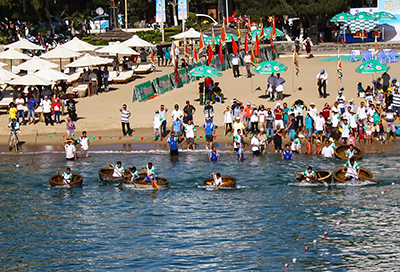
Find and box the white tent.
[4,38,44,50]
[65,53,111,68]
[35,67,68,82]
[0,68,20,84]
[96,41,139,55]
[16,56,58,72]
[0,48,31,72]
[8,73,52,86]
[40,45,81,70]
[122,35,153,47]
[62,37,97,52]
[171,28,207,39]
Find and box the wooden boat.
[203,176,237,188]
[123,172,169,188]
[98,168,131,183]
[295,170,332,184]
[333,168,379,183]
[334,145,363,160]
[49,174,83,187]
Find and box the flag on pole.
[293,51,299,77]
[199,33,205,57]
[174,59,179,84]
[374,36,378,57]
[245,34,249,52]
[270,36,274,53]
[150,48,156,72]
[193,48,198,65]
[211,27,216,51]
[218,40,224,64]
[255,34,260,56]
[221,25,227,48]
[259,22,264,40]
[337,48,343,81]
[207,45,214,65]
[272,16,276,39]
[250,49,257,66]
[237,27,241,40]
[232,37,238,54]
[185,40,189,59]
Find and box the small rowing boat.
[203,176,237,188]
[332,168,379,183]
[295,170,332,184]
[98,168,131,183]
[123,172,169,188]
[49,174,83,187]
[334,145,363,160]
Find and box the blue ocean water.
[0,148,399,271]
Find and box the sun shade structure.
[188,65,223,77]
[4,38,44,50]
[62,37,97,52]
[35,67,69,82]
[355,60,390,74]
[253,61,288,74]
[330,12,356,22]
[171,28,207,39]
[122,35,153,47]
[0,48,31,60]
[0,68,20,84]
[65,53,111,68]
[8,73,52,86]
[96,41,139,55]
[16,56,58,72]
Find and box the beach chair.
[377,51,386,63]
[134,63,152,74]
[108,71,119,83]
[0,93,13,110]
[67,72,81,85]
[113,70,134,83]
[72,84,88,97]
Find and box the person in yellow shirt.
[7,102,17,122]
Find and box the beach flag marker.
[158,137,161,140]
[141,137,144,140]
[119,137,122,140]
[179,137,182,141]
[250,134,253,137]
[175,137,178,140]
[197,136,200,139]
[229,135,232,138]
[292,131,296,136]
[72,136,75,139]
[213,136,216,139]
[135,137,138,140]
[110,136,112,139]
[361,202,364,206]
[99,136,102,140]
[63,135,65,138]
[93,136,96,139]
[161,137,164,140]
[49,135,52,138]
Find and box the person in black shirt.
[156,43,164,66]
[274,126,284,153]
[183,100,196,123]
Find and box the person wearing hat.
[40,95,53,126]
[244,51,252,78]
[233,117,246,138]
[316,69,328,98]
[346,99,357,112]
[308,102,318,119]
[231,54,240,78]
[171,104,183,121]
[336,88,346,114]
[203,100,214,120]
[382,106,397,140]
[384,87,393,110]
[339,118,352,144]
[328,137,336,150]
[249,104,259,133]
[15,93,26,125]
[265,110,275,141]
[203,118,216,149]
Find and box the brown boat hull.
[123,172,169,188]
[49,174,83,187]
[203,176,237,188]
[334,145,363,160]
[333,168,374,183]
[295,170,332,184]
[98,168,131,183]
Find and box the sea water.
[0,148,399,271]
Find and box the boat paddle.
[359,176,380,184]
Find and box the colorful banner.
[178,0,188,20]
[134,80,155,102]
[169,69,188,88]
[154,74,173,94]
[155,0,166,23]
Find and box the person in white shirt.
[383,106,397,140]
[308,103,318,119]
[258,106,267,132]
[159,105,168,137]
[206,172,223,188]
[223,106,233,135]
[357,101,367,124]
[231,54,240,78]
[316,69,328,98]
[313,112,325,143]
[15,94,26,125]
[184,119,196,149]
[275,74,286,101]
[244,51,252,78]
[171,104,183,121]
[40,95,52,126]
[77,131,90,158]
[336,89,346,114]
[153,110,162,141]
[267,73,277,100]
[64,140,77,161]
[321,141,335,158]
[331,108,341,140]
[251,135,260,155]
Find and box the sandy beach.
[1,45,400,148]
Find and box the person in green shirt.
[58,167,73,184]
[345,144,357,159]
[343,158,361,180]
[129,166,140,181]
[109,161,125,177]
[295,166,316,182]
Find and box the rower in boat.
[129,166,140,181]
[206,172,223,188]
[294,166,316,183]
[109,161,125,177]
[57,167,73,184]
[342,157,361,181]
[142,162,159,190]
[345,144,357,159]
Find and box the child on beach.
[357,120,365,145]
[366,121,373,144]
[378,121,387,144]
[315,140,322,154]
[66,117,75,139]
[347,131,356,146]
[237,143,244,161]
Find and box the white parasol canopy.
[0,61,7,67]
[122,35,153,47]
[0,68,20,84]
[171,28,207,39]
[7,73,52,86]
[35,67,68,82]
[40,45,81,59]
[96,41,139,55]
[16,56,58,72]
[0,48,31,60]
[62,37,97,52]
[4,38,44,50]
[65,53,111,68]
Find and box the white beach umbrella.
[8,73,52,86]
[35,67,68,82]
[62,37,97,52]
[0,48,31,72]
[4,38,44,50]
[96,41,139,55]
[65,53,111,68]
[16,56,58,72]
[0,68,20,84]
[40,45,81,70]
[122,35,152,47]
[0,61,7,67]
[171,28,207,39]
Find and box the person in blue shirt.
[208,146,220,162]
[237,143,244,161]
[304,112,314,143]
[167,132,179,160]
[172,117,183,136]
[26,96,37,125]
[282,144,294,160]
[202,118,216,149]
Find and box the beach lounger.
[108,71,119,83]
[113,70,134,83]
[72,84,88,98]
[134,63,152,74]
[67,72,81,85]
[0,94,13,110]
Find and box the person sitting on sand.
[206,172,223,188]
[343,157,361,180]
[59,167,73,184]
[129,166,139,181]
[294,166,316,182]
[110,161,125,177]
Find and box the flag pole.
[337,46,340,92]
[292,45,295,93]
